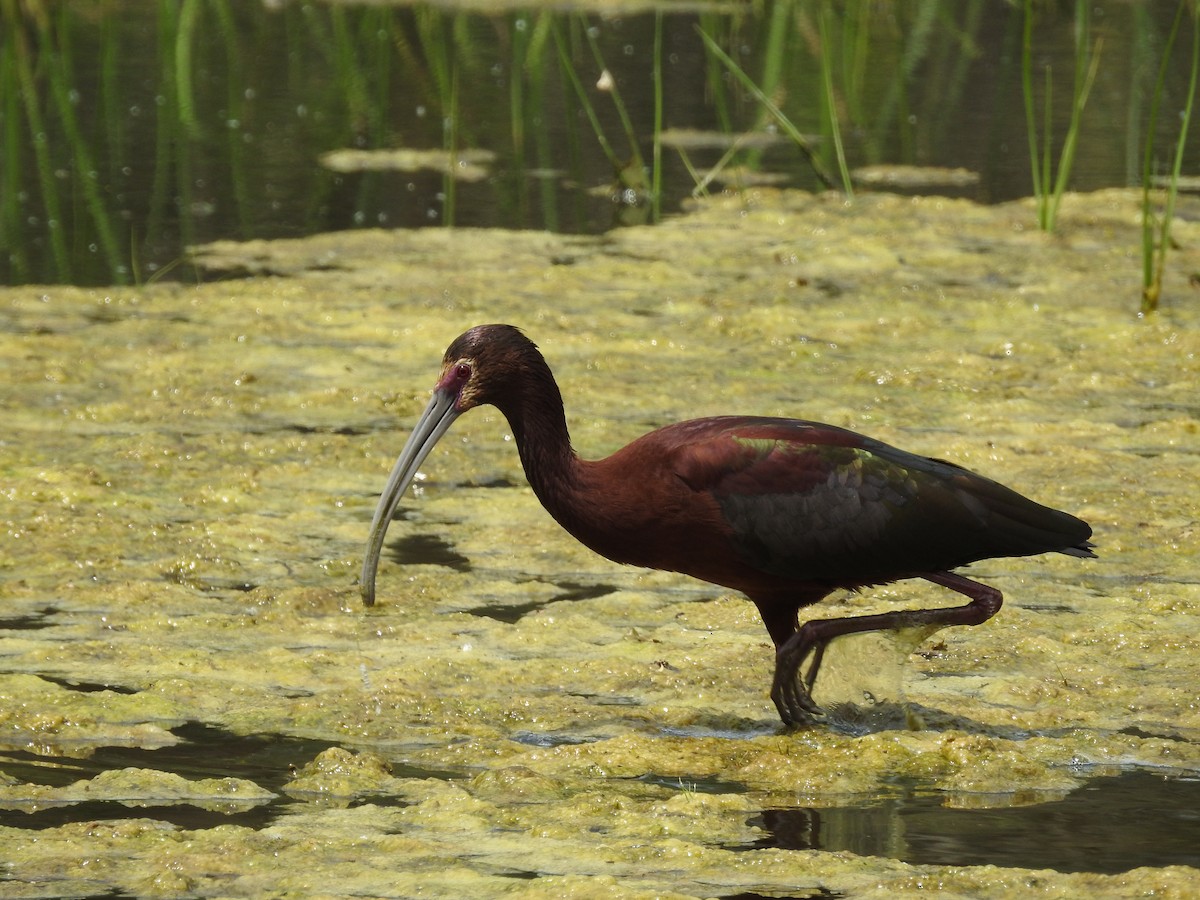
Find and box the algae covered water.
[1,188,1198,897]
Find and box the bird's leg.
[771,572,1003,727]
[802,641,828,694]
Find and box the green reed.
[1022,0,1103,232]
[652,11,664,221]
[51,19,123,280]
[2,0,68,281]
[507,11,534,225]
[328,7,377,133]
[214,0,250,237]
[415,9,458,226]
[698,9,734,136]
[857,1,931,162]
[551,14,656,219]
[696,24,842,193]
[176,0,202,140]
[817,5,852,197]
[2,1,1173,287]
[151,0,192,260]
[692,4,800,183]
[524,14,562,230]
[580,13,653,213]
[1,30,20,279]
[552,22,619,173]
[1140,1,1198,315]
[698,2,978,198]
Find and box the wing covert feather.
[663,417,1069,583]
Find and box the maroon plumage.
[361,324,1095,726]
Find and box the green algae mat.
[2,189,1199,897]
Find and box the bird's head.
[435,323,541,414]
[360,324,544,607]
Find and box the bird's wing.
[668,418,1002,582]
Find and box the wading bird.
[361,324,1094,726]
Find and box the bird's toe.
[772,673,825,728]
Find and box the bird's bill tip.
[360,577,377,608]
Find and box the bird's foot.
[769,581,1007,728]
[772,683,825,728]
[770,633,828,728]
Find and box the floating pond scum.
[2,187,1199,896]
[2,1,1200,897]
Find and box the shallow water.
[752,770,1200,874]
[2,188,1199,897]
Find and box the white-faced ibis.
[361,324,1095,726]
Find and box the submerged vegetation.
[0,1,1197,296]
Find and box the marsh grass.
[1022,0,1103,232]
[561,14,657,217]
[696,25,842,194]
[506,12,557,227]
[1140,1,1198,315]
[552,22,622,177]
[410,9,461,226]
[652,11,664,220]
[3,0,68,281]
[816,6,852,196]
[0,2,1184,287]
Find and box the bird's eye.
[455,363,472,381]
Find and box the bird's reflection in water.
[744,771,1200,874]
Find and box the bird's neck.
[503,369,584,517]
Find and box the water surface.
[4,1,1197,285]
[1,188,1198,896]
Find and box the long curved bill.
[360,387,461,607]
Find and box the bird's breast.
[545,457,790,594]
